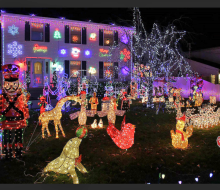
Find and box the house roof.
[190,57,220,69]
[0,12,134,32]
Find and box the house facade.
[0,12,134,88]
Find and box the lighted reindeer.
[39,95,81,138]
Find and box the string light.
[44,126,88,184]
[33,44,48,53]
[39,95,81,138]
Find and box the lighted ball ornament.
[170,115,193,149]
[217,136,220,148]
[44,126,88,184]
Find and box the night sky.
[2,8,220,52]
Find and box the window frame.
[30,22,45,42]
[69,60,81,78]
[70,26,82,44]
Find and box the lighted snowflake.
[8,24,19,36]
[7,41,23,57]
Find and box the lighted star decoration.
[7,41,23,57]
[120,48,131,62]
[8,24,19,36]
[60,49,66,55]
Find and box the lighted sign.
[8,24,19,36]
[60,49,66,55]
[89,33,96,41]
[88,67,96,74]
[120,48,131,62]
[7,41,23,57]
[33,44,48,53]
[121,34,129,44]
[54,28,61,39]
[121,66,130,75]
[72,35,79,42]
[71,47,80,58]
[99,49,111,57]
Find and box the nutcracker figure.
[0,64,30,160]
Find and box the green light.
[54,29,61,39]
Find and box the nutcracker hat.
[2,64,20,81]
[176,115,186,122]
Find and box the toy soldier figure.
[89,92,99,114]
[0,64,30,160]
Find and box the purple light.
[30,14,36,16]
[85,50,91,56]
[121,34,129,44]
[121,66,130,75]
[60,49,66,55]
[1,10,6,13]
[60,17,65,19]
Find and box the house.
[0,12,134,91]
[187,47,220,84]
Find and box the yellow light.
[89,92,98,114]
[91,119,98,128]
[44,137,87,184]
[170,119,193,149]
[39,95,81,138]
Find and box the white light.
[147,183,150,184]
[195,178,198,182]
[162,174,165,179]
[178,181,182,184]
[210,173,213,178]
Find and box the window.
[31,23,44,41]
[219,74,220,84]
[211,74,215,84]
[104,62,113,78]
[27,61,31,72]
[71,26,81,44]
[46,62,49,74]
[70,61,81,77]
[103,30,114,46]
[34,62,42,74]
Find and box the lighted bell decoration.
[91,119,98,129]
[98,119,103,128]
[107,116,136,149]
[44,126,88,184]
[170,115,193,149]
[39,95,81,138]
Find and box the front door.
[33,60,44,86]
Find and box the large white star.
[8,24,19,36]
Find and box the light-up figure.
[170,115,193,149]
[44,126,88,184]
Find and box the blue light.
[85,50,91,56]
[210,173,213,178]
[60,49,67,55]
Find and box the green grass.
[1,99,220,184]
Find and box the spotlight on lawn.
[210,173,213,178]
[195,177,198,182]
[178,181,182,184]
[162,174,165,179]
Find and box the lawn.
[0,99,220,184]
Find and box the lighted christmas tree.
[54,29,61,39]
